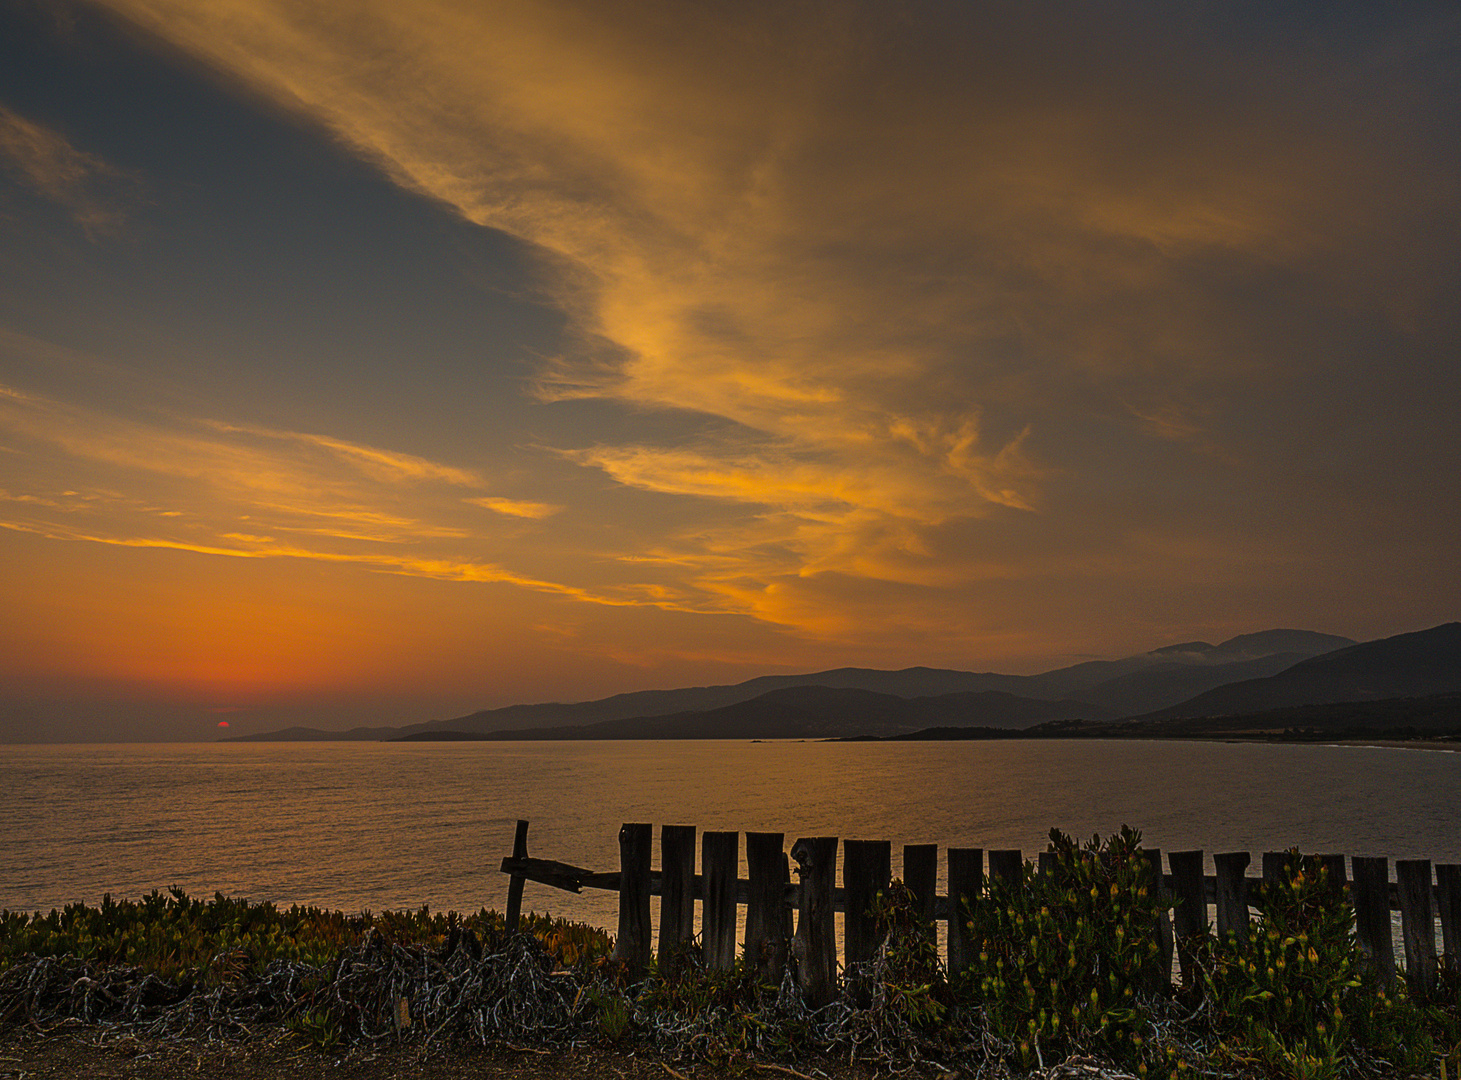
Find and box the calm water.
[2,740,1458,932]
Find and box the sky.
[1,0,1458,741]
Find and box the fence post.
[1318,853,1348,898]
[844,839,892,967]
[1438,864,1461,972]
[782,851,795,944]
[1262,851,1291,887]
[1141,847,1173,994]
[1168,850,1206,990]
[792,836,838,1008]
[947,848,984,978]
[746,831,788,980]
[613,822,653,971]
[903,844,938,924]
[1213,852,1251,947]
[1351,856,1395,988]
[505,819,530,933]
[988,849,1023,888]
[1396,859,1437,999]
[659,824,696,970]
[703,830,739,971]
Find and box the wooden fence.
[499,820,1461,1007]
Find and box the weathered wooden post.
[505,819,530,933]
[1396,859,1438,998]
[703,830,739,971]
[659,824,696,969]
[1037,850,1058,877]
[1141,847,1174,994]
[903,844,938,923]
[844,839,892,967]
[1262,851,1291,887]
[613,822,653,971]
[947,847,983,978]
[988,849,1023,888]
[1351,856,1395,988]
[792,836,838,1008]
[1318,853,1348,897]
[746,831,788,980]
[1213,851,1251,947]
[1438,864,1461,972]
[782,851,795,944]
[1168,850,1207,990]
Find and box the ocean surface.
[3,740,1458,933]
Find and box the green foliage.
[866,878,946,1030]
[1198,852,1435,1078]
[584,983,634,1043]
[287,1005,342,1050]
[960,826,1168,1073]
[0,889,610,980]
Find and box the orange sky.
[1,1,1458,739]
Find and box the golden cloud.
[50,1,1461,647]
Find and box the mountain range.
[221,624,1461,743]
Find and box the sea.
[2,739,1458,935]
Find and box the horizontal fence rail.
[499,820,1461,1006]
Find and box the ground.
[0,1028,931,1080]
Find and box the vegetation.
[0,887,609,978]
[3,833,1459,1079]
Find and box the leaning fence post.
[1168,850,1207,990]
[903,844,938,924]
[703,830,739,971]
[505,819,530,933]
[746,832,788,980]
[1438,864,1461,972]
[844,839,892,968]
[947,847,984,978]
[1141,847,1173,994]
[1351,856,1395,988]
[792,836,838,1008]
[612,822,653,971]
[1396,859,1438,999]
[659,824,696,970]
[1213,852,1251,947]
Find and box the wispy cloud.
[466,496,561,519]
[0,104,135,234]
[0,377,660,606]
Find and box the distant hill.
[840,690,1461,744]
[1143,623,1461,720]
[970,629,1353,706]
[228,626,1358,741]
[1127,691,1461,739]
[1074,652,1312,716]
[395,667,1028,738]
[395,686,1109,741]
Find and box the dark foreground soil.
[0,1028,944,1080]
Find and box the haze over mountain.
[1140,623,1461,720]
[230,627,1356,742]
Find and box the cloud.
[0,103,135,234]
[466,496,561,519]
[43,1,1461,647]
[205,422,487,486]
[0,377,674,608]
